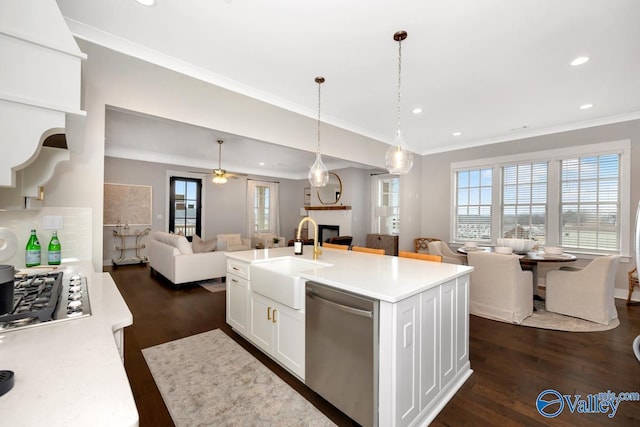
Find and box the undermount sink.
[250,257,332,309]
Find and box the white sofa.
[148,231,227,286]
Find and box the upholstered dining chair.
[427,241,467,265]
[323,242,349,250]
[399,251,442,262]
[546,255,621,325]
[414,237,440,253]
[352,246,385,255]
[466,251,533,324]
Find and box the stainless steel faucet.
[296,217,322,260]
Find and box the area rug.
[142,329,336,427]
[518,300,619,332]
[199,279,226,293]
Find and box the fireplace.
[318,225,339,243]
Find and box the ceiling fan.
[194,139,246,184]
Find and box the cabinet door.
[394,294,420,427]
[456,275,470,371]
[273,303,305,379]
[419,286,440,410]
[439,280,456,387]
[226,274,248,333]
[249,292,274,353]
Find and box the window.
[560,154,620,251]
[451,140,630,255]
[454,168,492,241]
[502,162,548,244]
[246,180,280,237]
[372,175,400,234]
[253,184,271,232]
[169,177,201,240]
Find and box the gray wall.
[103,157,373,263]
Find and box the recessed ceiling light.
[452,132,462,136]
[570,56,590,66]
[259,162,265,166]
[580,103,594,110]
[136,0,155,6]
[412,107,423,115]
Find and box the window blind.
[560,154,620,251]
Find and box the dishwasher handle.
[306,289,373,318]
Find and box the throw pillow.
[192,235,217,253]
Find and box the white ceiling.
[58,0,640,174]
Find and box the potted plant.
[272,237,281,248]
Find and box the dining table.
[458,246,577,298]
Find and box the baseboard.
[615,287,639,302]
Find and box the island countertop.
[0,262,138,427]
[226,246,473,303]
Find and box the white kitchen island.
[226,246,473,427]
[0,262,138,427]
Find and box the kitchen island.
[226,246,473,427]
[0,262,138,427]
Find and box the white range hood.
[0,0,86,191]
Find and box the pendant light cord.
[317,79,322,155]
[396,37,403,136]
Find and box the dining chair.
[323,242,349,250]
[466,250,533,324]
[399,251,442,262]
[546,255,620,325]
[427,241,467,265]
[414,237,440,253]
[628,267,639,304]
[352,246,385,255]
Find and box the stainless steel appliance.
[305,281,378,427]
[0,270,91,332]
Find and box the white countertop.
[226,246,473,303]
[0,262,138,427]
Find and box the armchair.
[546,255,620,325]
[252,232,286,249]
[467,251,533,324]
[427,240,467,265]
[216,234,251,252]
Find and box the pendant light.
[385,30,414,175]
[212,139,228,184]
[308,76,329,187]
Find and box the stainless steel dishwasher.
[305,281,379,427]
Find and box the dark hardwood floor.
[106,264,640,426]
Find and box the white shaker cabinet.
[226,259,250,334]
[249,291,305,379]
[226,255,305,380]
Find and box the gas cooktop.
[0,270,91,332]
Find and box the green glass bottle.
[25,229,41,267]
[48,231,61,265]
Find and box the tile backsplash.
[0,207,92,268]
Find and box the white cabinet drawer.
[227,259,249,280]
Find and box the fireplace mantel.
[305,206,352,211]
